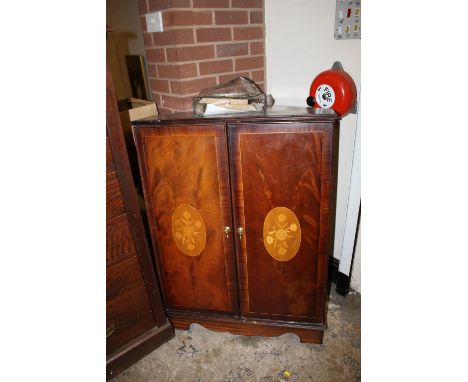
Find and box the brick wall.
[138,0,265,114]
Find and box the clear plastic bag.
[193,77,275,116]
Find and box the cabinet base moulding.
[169,313,325,344]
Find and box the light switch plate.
[334,0,360,40]
[146,11,163,33]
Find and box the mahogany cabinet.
[106,65,174,379]
[133,107,339,343]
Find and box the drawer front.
[134,124,239,315]
[107,255,145,301]
[106,172,126,222]
[228,122,335,323]
[106,213,138,265]
[106,285,156,354]
[106,255,156,354]
[106,137,115,173]
[105,66,173,375]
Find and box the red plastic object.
[307,67,357,116]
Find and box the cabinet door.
[106,64,173,379]
[228,122,336,323]
[135,124,239,316]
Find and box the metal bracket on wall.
[332,61,358,114]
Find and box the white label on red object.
[315,84,335,109]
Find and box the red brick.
[218,72,250,84]
[140,16,147,32]
[152,29,194,46]
[199,59,233,75]
[148,0,190,12]
[148,63,158,78]
[232,0,262,8]
[251,69,264,82]
[146,48,166,62]
[235,56,264,71]
[151,92,162,106]
[150,79,170,93]
[170,76,217,95]
[216,43,248,57]
[161,94,193,110]
[250,41,263,55]
[233,26,263,41]
[166,45,215,62]
[138,0,148,15]
[143,32,153,47]
[193,0,229,7]
[215,11,248,25]
[163,10,212,27]
[157,63,198,79]
[197,27,231,43]
[158,106,175,114]
[250,10,263,24]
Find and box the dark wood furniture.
[106,65,174,379]
[133,107,339,343]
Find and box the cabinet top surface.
[132,106,340,126]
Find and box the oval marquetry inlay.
[263,207,301,262]
[172,205,206,257]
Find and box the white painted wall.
[265,0,361,263]
[350,222,361,293]
[339,94,360,276]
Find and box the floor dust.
[113,286,360,382]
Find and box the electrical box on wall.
[334,0,360,40]
[146,11,163,33]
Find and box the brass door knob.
[237,227,244,241]
[224,226,231,238]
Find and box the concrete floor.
[114,286,360,382]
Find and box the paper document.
[203,103,255,115]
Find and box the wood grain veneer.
[228,124,330,323]
[134,124,239,315]
[133,107,340,345]
[106,63,173,379]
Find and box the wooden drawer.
[106,213,137,265]
[106,137,115,173]
[106,172,126,222]
[107,255,145,301]
[106,256,156,353]
[106,286,156,354]
[106,63,173,377]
